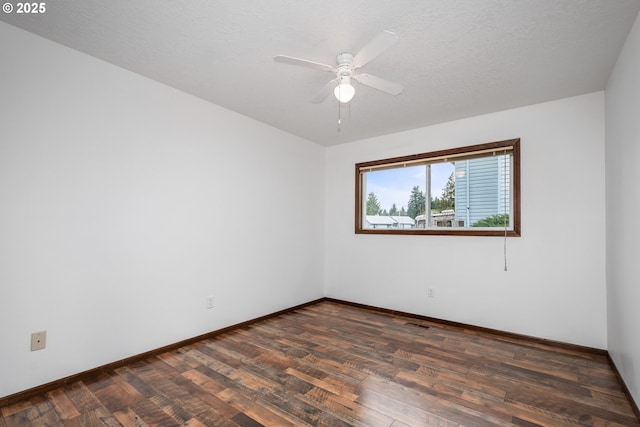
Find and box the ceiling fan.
[274,30,404,104]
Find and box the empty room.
[1,1,639,426]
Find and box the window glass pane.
[363,165,425,229]
[452,155,510,228]
[356,139,518,236]
[426,162,456,228]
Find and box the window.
[355,139,520,236]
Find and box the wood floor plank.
[3,400,62,427]
[505,388,640,426]
[89,380,142,413]
[216,388,295,427]
[149,392,195,424]
[156,347,201,372]
[45,388,81,420]
[183,418,209,427]
[360,374,512,427]
[64,406,122,427]
[129,397,181,426]
[175,371,240,419]
[486,361,594,398]
[109,369,148,404]
[304,386,394,427]
[1,400,33,418]
[114,366,158,398]
[61,382,103,414]
[2,300,638,426]
[356,385,460,427]
[230,411,264,427]
[112,407,150,427]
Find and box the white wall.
[606,10,640,406]
[0,22,325,398]
[325,92,606,349]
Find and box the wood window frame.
[355,138,521,236]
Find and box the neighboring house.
[453,156,510,227]
[365,215,397,229]
[366,215,415,229]
[431,210,464,227]
[390,216,415,229]
[416,210,463,228]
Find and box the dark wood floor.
[1,301,638,426]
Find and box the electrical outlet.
[428,288,435,298]
[31,331,46,351]
[206,295,214,309]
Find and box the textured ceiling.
[2,0,639,146]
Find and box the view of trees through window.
[356,139,520,235]
[364,163,455,219]
[357,142,518,235]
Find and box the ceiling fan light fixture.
[334,76,355,103]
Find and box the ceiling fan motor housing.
[336,52,354,65]
[336,53,354,79]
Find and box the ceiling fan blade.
[352,30,399,69]
[274,55,335,73]
[353,73,404,96]
[311,79,338,103]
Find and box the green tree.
[407,186,426,219]
[399,206,407,216]
[431,196,442,212]
[440,173,455,211]
[366,192,381,215]
[389,203,398,216]
[473,214,509,227]
[380,209,388,216]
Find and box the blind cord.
[504,149,508,272]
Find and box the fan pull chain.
[336,96,352,132]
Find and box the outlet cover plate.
[31,331,46,351]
